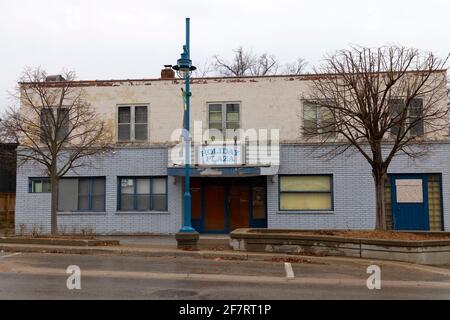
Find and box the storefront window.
[279,175,333,211]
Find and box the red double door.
[191,177,267,233]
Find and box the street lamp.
[173,18,199,248]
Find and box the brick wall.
[15,147,182,235]
[267,143,450,231]
[15,143,450,234]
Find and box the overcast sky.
[1,0,449,113]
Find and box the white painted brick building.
[15,70,450,234]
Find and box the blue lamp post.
[173,18,197,239]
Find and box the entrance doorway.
[390,174,430,230]
[190,177,267,233]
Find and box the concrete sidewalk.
[3,234,450,278]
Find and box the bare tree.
[250,53,279,76]
[2,67,111,235]
[306,45,449,230]
[192,59,214,78]
[213,46,256,76]
[283,58,308,75]
[213,46,307,77]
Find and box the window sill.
[277,211,334,215]
[115,211,170,215]
[57,212,107,216]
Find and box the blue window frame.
[29,178,51,193]
[118,177,168,211]
[278,175,334,211]
[58,177,106,212]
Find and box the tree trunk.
[373,170,387,231]
[50,171,59,235]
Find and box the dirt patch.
[11,235,96,240]
[267,256,326,264]
[284,230,450,241]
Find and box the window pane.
[58,179,78,212]
[120,178,134,210]
[135,106,147,123]
[303,103,318,136]
[152,178,166,194]
[136,194,150,211]
[226,121,240,130]
[209,112,222,122]
[226,104,239,122]
[121,179,134,194]
[40,108,53,142]
[209,104,222,112]
[118,124,131,141]
[303,103,317,120]
[409,99,424,136]
[120,195,134,211]
[78,179,89,211]
[33,181,42,193]
[152,194,167,211]
[91,178,105,211]
[118,107,131,123]
[42,180,51,192]
[209,122,223,131]
[280,176,331,192]
[56,108,69,141]
[135,124,147,140]
[137,178,150,194]
[390,99,405,136]
[280,193,332,210]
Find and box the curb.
[5,243,450,277]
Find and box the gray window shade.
[58,179,78,212]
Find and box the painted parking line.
[284,262,295,279]
[0,252,22,259]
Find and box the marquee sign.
[199,145,243,166]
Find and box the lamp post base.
[175,231,199,250]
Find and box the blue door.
[390,174,429,231]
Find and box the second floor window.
[118,105,148,142]
[40,108,69,143]
[208,103,240,133]
[303,101,335,139]
[390,98,424,137]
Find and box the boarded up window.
[395,179,423,203]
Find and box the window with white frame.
[303,101,336,139]
[117,105,148,142]
[208,103,240,135]
[39,107,70,143]
[390,98,424,137]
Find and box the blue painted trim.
[167,166,261,177]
